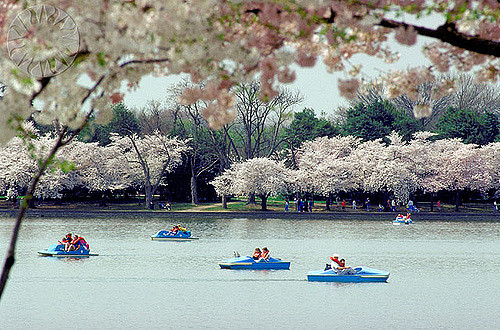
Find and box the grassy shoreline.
[2,198,499,213]
[1,201,499,222]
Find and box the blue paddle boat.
[151,230,199,241]
[219,255,291,270]
[38,243,98,257]
[307,266,389,282]
[393,214,413,225]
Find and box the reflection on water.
[0,216,499,329]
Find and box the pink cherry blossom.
[394,26,418,46]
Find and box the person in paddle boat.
[65,234,79,251]
[75,235,89,250]
[325,255,346,270]
[69,235,82,251]
[177,225,188,233]
[168,225,180,235]
[69,235,90,251]
[405,213,411,223]
[59,233,73,251]
[258,247,270,262]
[252,247,262,260]
[330,254,356,275]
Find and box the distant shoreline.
[1,208,499,222]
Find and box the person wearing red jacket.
[69,235,81,251]
[69,235,89,251]
[260,247,270,261]
[252,248,262,260]
[78,236,89,250]
[330,254,355,275]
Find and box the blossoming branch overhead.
[0,0,498,140]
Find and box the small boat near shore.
[219,255,291,270]
[393,214,413,225]
[307,266,389,282]
[151,230,199,241]
[38,244,98,257]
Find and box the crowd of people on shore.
[285,199,314,212]
[59,233,89,251]
[286,197,428,213]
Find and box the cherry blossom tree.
[345,135,418,204]
[481,142,500,194]
[0,136,36,200]
[423,138,493,211]
[0,133,134,201]
[211,157,289,210]
[109,132,190,208]
[364,132,420,204]
[294,131,496,207]
[294,135,361,208]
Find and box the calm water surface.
[0,215,499,329]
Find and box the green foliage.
[436,107,499,145]
[284,108,339,149]
[79,103,140,145]
[341,100,422,142]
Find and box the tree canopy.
[1,1,499,141]
[79,103,141,145]
[436,107,499,145]
[284,108,339,149]
[341,101,422,142]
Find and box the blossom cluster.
[0,131,190,200]
[212,131,500,205]
[211,157,289,198]
[0,0,498,141]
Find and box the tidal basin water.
[0,215,499,329]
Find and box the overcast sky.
[123,13,442,116]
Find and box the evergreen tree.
[341,100,422,141]
[436,107,499,145]
[79,103,140,145]
[285,108,338,149]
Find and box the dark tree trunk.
[430,193,434,212]
[260,194,268,211]
[247,192,256,204]
[190,174,198,205]
[455,190,460,212]
[222,195,227,209]
[145,185,153,209]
